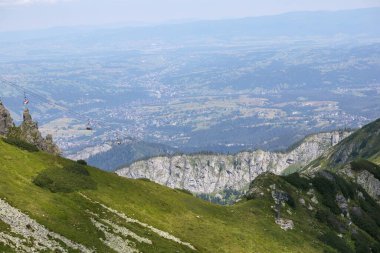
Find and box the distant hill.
[125,7,380,39]
[1,8,379,46]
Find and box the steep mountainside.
[116,131,351,195]
[304,118,380,203]
[312,118,380,169]
[340,159,380,203]
[0,138,333,253]
[245,171,380,253]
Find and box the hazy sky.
[1,0,380,31]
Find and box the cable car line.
[0,77,105,128]
[0,77,126,145]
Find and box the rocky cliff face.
[340,163,380,203]
[355,170,380,203]
[0,102,14,136]
[19,108,44,146]
[7,108,60,155]
[20,109,60,155]
[116,131,351,194]
[43,134,61,155]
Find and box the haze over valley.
[1,8,379,168]
[1,2,380,253]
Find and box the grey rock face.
[43,134,61,155]
[336,194,349,215]
[117,131,351,194]
[0,102,14,136]
[275,218,294,231]
[356,171,380,202]
[20,109,44,145]
[340,166,380,203]
[19,109,60,155]
[6,108,60,155]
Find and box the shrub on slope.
[33,163,96,193]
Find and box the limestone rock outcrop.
[356,170,380,203]
[6,107,60,155]
[20,109,60,155]
[341,166,380,204]
[116,131,351,194]
[19,108,44,146]
[0,101,14,136]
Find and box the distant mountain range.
[1,8,379,47]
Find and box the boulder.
[275,218,294,231]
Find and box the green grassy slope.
[0,139,329,253]
[303,118,380,173]
[325,118,380,168]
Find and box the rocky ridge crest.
[1,104,60,155]
[117,131,351,194]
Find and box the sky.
[1,0,380,31]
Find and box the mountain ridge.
[1,7,380,41]
[116,130,351,196]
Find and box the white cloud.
[0,0,71,6]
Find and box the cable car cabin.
[85,120,93,131]
[85,123,93,131]
[286,158,295,164]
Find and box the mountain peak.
[1,103,60,155]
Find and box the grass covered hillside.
[0,138,333,253]
[311,118,380,170]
